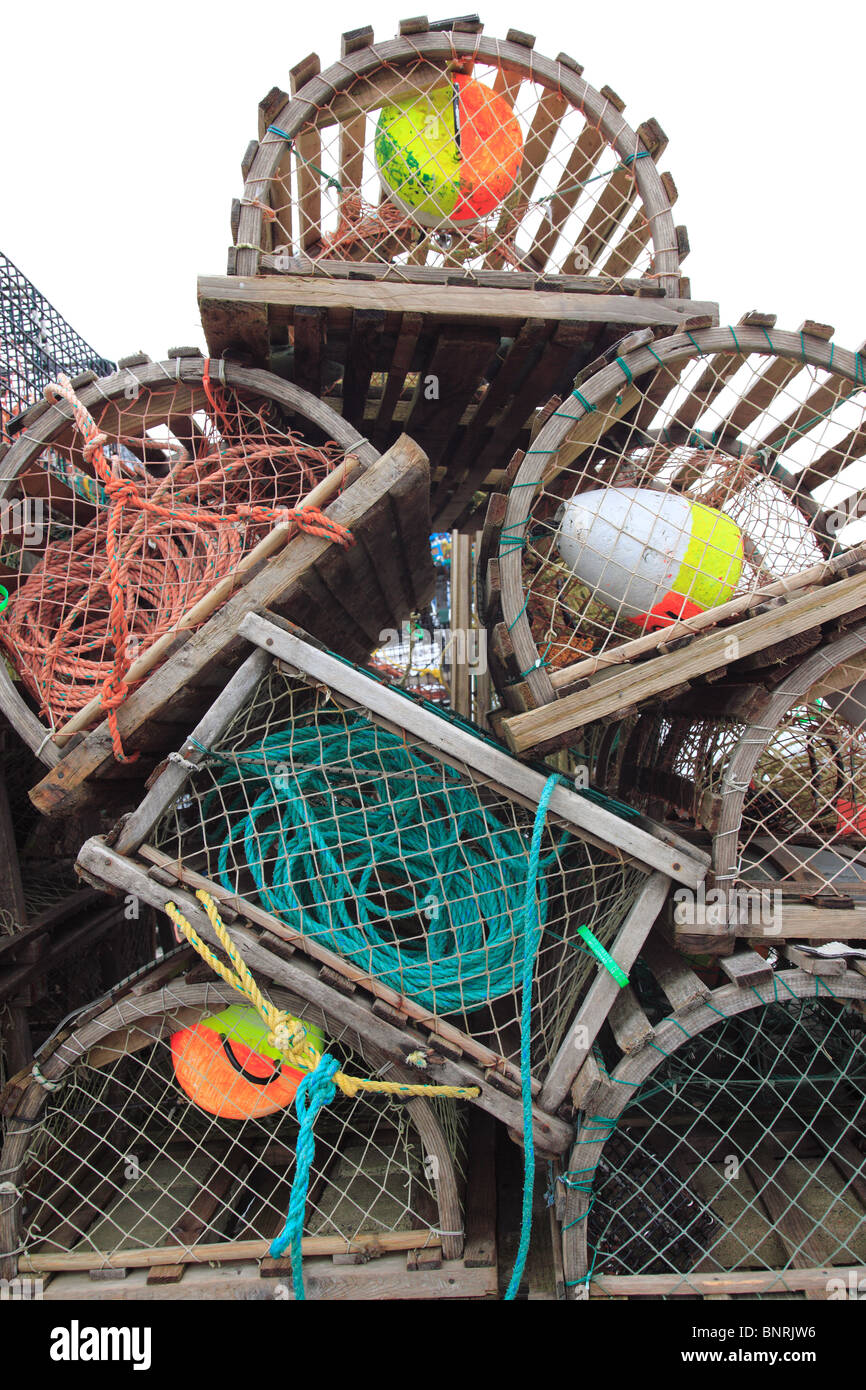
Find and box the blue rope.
[505,773,561,1301]
[269,1053,341,1298]
[200,717,569,1015]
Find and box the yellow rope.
[164,890,480,1102]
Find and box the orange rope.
[3,373,354,761]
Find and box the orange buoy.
[170,1005,325,1121]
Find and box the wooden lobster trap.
[74,614,709,1149]
[578,621,866,952]
[202,18,717,530]
[557,951,866,1299]
[0,969,500,1300]
[11,356,434,818]
[482,317,866,758]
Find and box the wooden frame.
[26,424,434,817]
[233,22,687,293]
[559,964,866,1298]
[0,975,499,1298]
[209,20,719,528]
[198,281,717,530]
[0,350,384,766]
[592,622,866,951]
[71,615,709,1146]
[486,318,866,751]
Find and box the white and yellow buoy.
[555,486,744,630]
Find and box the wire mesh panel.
[236,25,683,291]
[0,978,469,1294]
[489,320,866,744]
[0,250,114,447]
[560,970,866,1298]
[75,619,707,1131]
[0,354,378,763]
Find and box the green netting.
[570,992,866,1297]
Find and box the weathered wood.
[202,275,714,336]
[587,1265,866,1298]
[640,932,710,1013]
[719,950,774,987]
[236,615,709,886]
[504,569,866,754]
[35,1253,497,1300]
[784,946,848,976]
[608,985,654,1054]
[539,870,672,1111]
[463,1110,497,1268]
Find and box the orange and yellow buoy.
[375,75,523,226]
[171,1004,325,1121]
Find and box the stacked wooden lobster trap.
[1,16,865,1302]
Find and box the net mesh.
[148,662,647,1077]
[249,46,673,285]
[0,372,352,733]
[507,337,866,684]
[11,989,466,1268]
[584,648,866,909]
[574,992,866,1296]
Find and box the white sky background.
[2,0,864,363]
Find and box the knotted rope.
[4,373,354,759]
[165,888,480,1299]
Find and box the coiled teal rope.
[199,715,568,1015]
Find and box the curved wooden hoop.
[560,968,866,1296]
[235,32,681,291]
[500,325,866,707]
[713,621,866,891]
[0,976,464,1273]
[0,357,379,764]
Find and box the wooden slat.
[342,308,385,427]
[598,168,678,281]
[292,306,327,396]
[405,325,500,470]
[608,985,654,1054]
[429,318,549,514]
[373,311,423,444]
[719,950,774,987]
[587,1265,866,1297]
[486,87,567,270]
[449,530,472,717]
[199,275,717,348]
[539,871,672,1111]
[577,120,667,273]
[290,55,323,251]
[640,932,710,1013]
[435,321,600,527]
[463,1109,497,1268]
[338,28,373,203]
[527,123,606,272]
[504,567,866,755]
